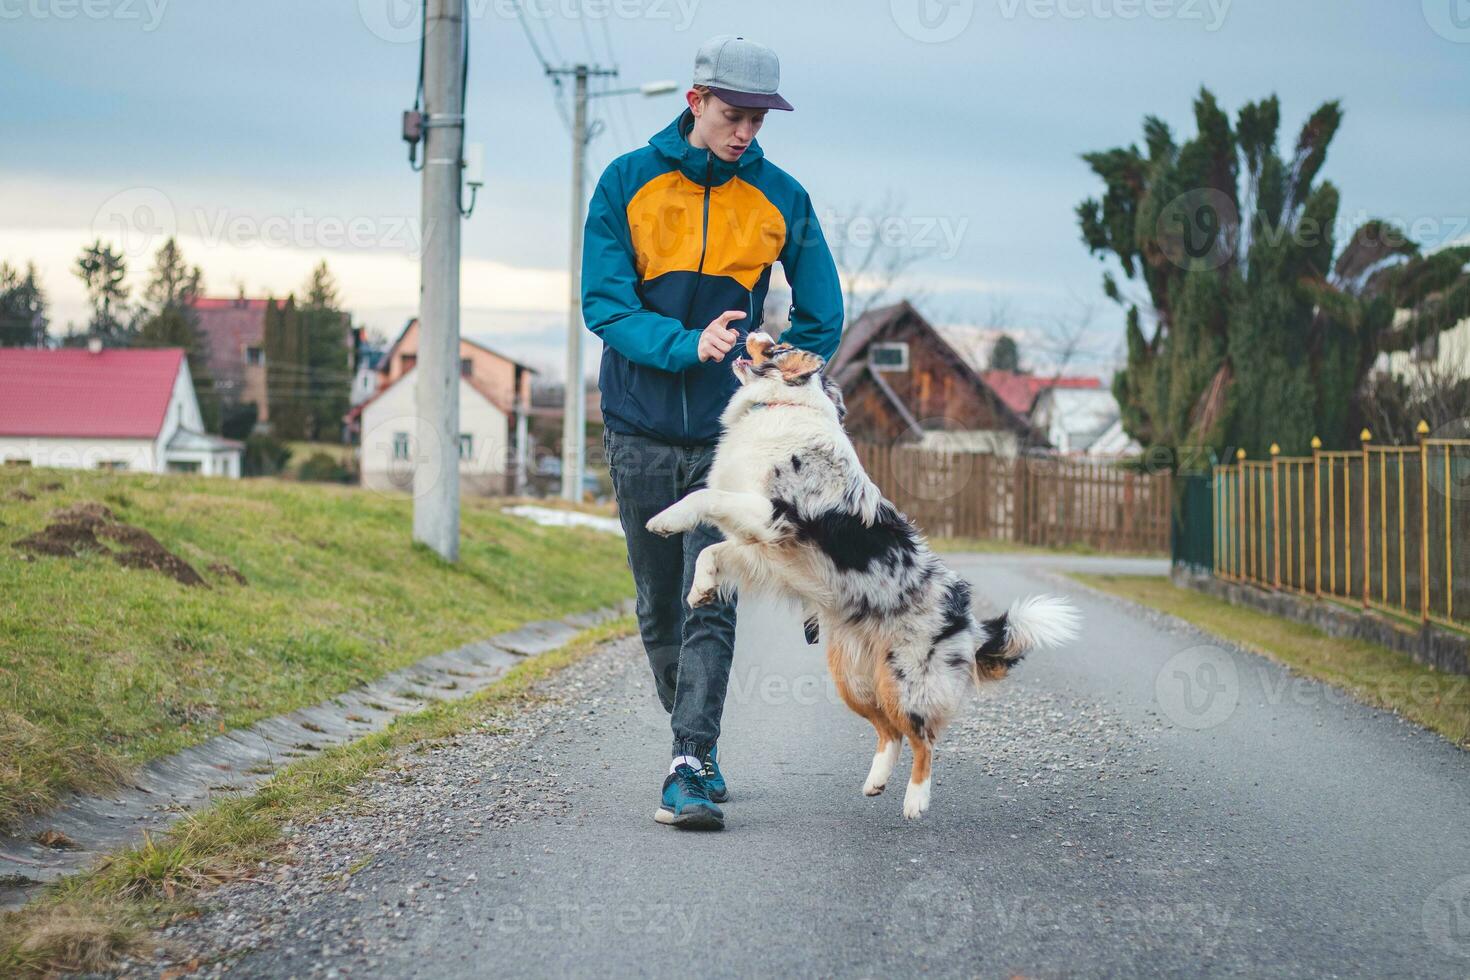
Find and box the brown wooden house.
[830,301,1039,455]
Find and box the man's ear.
[778,351,825,385]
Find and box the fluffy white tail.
[978,594,1080,664]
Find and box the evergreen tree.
[1078,89,1470,459]
[73,239,131,343]
[136,239,219,431]
[264,296,309,439]
[299,261,351,440]
[988,334,1020,372]
[0,261,47,347]
[302,260,341,312]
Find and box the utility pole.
[547,66,675,503]
[414,0,465,560]
[551,64,615,503]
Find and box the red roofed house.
[191,296,272,420]
[349,319,536,496]
[979,370,1100,417]
[0,343,242,477]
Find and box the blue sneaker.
[701,744,729,803]
[654,764,724,830]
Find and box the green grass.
[1072,573,1470,747]
[0,466,633,831]
[282,440,355,476]
[0,616,635,978]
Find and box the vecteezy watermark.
[1154,644,1239,730]
[1425,418,1470,503]
[358,0,701,44]
[890,0,976,43]
[893,870,977,957]
[820,208,970,262]
[1154,188,1239,272]
[91,187,425,259]
[92,187,178,260]
[1423,874,1470,959]
[1422,0,1470,43]
[991,894,1234,954]
[488,900,700,940]
[0,0,168,31]
[995,0,1230,30]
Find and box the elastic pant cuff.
[672,739,713,763]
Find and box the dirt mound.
[12,520,104,557]
[11,501,207,587]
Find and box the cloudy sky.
[2,0,1466,378]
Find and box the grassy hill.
[0,467,632,831]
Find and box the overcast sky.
[2,0,1467,378]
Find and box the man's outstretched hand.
[698,310,747,363]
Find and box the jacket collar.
[649,109,764,185]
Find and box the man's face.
[688,92,767,163]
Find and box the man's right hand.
[697,310,747,363]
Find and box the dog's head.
[731,332,846,421]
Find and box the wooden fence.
[854,442,1171,554]
[1213,428,1470,632]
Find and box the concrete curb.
[0,598,635,909]
[1172,568,1470,677]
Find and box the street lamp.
[551,66,679,502]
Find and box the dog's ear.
[778,350,825,385]
[745,331,778,364]
[821,375,847,420]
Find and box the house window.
[393,432,411,460]
[869,342,909,372]
[459,434,473,460]
[95,460,127,472]
[167,460,201,474]
[460,358,473,377]
[245,346,265,366]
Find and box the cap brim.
[706,86,794,111]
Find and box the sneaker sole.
[653,806,724,830]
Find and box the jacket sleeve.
[776,190,844,361]
[581,166,701,373]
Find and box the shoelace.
[671,765,710,800]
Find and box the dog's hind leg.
[901,734,933,820]
[828,643,902,796]
[875,662,935,819]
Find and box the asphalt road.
[157,554,1470,979]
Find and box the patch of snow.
[504,504,624,536]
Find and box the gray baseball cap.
[692,35,793,111]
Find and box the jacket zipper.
[680,150,715,440]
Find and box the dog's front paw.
[862,779,886,797]
[686,582,715,608]
[901,779,931,820]
[645,508,686,537]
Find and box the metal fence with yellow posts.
[1212,425,1470,632]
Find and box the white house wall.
[0,436,156,471]
[360,369,511,496]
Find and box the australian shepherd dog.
[646,332,1079,819]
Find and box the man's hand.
[697,310,747,362]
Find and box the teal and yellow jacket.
[582,110,843,445]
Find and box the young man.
[581,35,843,829]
